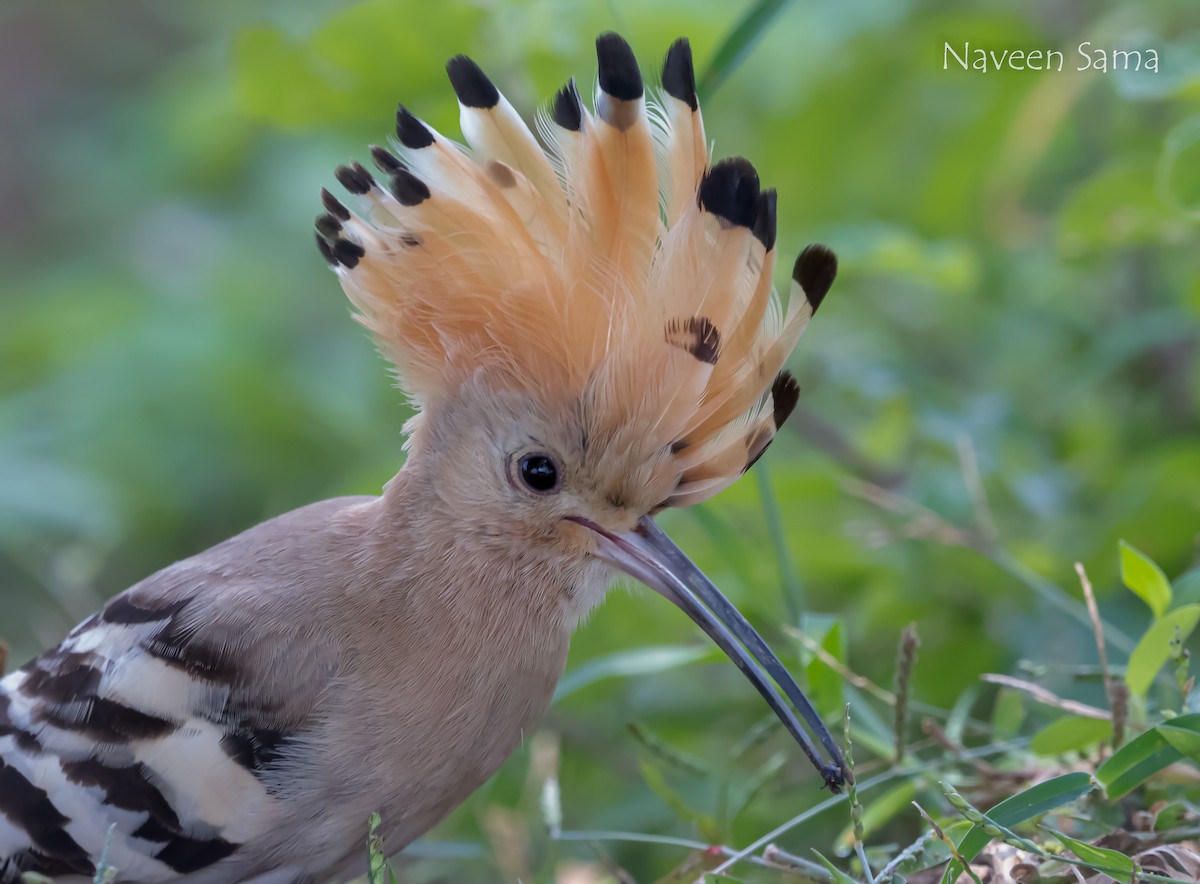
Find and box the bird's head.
[316,33,845,790]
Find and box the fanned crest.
[316,34,837,507]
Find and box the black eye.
[518,453,560,493]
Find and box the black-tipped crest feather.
[314,214,341,240]
[793,244,838,312]
[390,169,430,206]
[551,79,583,131]
[395,105,435,149]
[332,239,365,269]
[771,371,801,429]
[662,38,698,110]
[596,32,643,100]
[698,158,760,229]
[369,145,405,176]
[446,55,500,109]
[320,188,350,221]
[752,189,777,250]
[334,164,372,195]
[314,233,336,266]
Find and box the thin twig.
[786,625,896,704]
[1074,562,1113,706]
[762,844,836,881]
[894,624,920,763]
[842,478,972,547]
[980,673,1110,720]
[0,638,8,676]
[912,801,984,884]
[553,830,779,872]
[921,719,1023,785]
[957,432,999,548]
[876,831,933,883]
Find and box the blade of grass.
[698,0,794,101]
[710,737,1031,876]
[756,463,803,624]
[553,645,719,702]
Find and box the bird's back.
[0,496,376,883]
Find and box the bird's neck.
[369,457,588,632]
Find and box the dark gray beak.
[571,514,847,792]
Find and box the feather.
[317,34,838,509]
[657,37,708,225]
[446,54,566,247]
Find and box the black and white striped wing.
[0,591,304,883]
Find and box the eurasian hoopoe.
[1,32,842,883]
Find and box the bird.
[0,31,844,883]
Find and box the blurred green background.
[1,0,1198,880]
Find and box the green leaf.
[1096,713,1200,798]
[1058,161,1179,253]
[1159,721,1200,762]
[725,751,787,824]
[1119,540,1173,618]
[941,772,1095,884]
[1030,716,1113,756]
[1125,605,1200,698]
[697,0,791,101]
[628,721,713,776]
[990,688,1025,740]
[1172,567,1200,607]
[806,621,846,717]
[553,645,718,702]
[811,849,861,884]
[1045,828,1135,879]
[637,759,719,841]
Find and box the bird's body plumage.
[2,473,593,882]
[3,32,842,882]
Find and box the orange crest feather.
[315,34,837,507]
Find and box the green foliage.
[1028,715,1112,755]
[367,813,399,884]
[940,773,1096,883]
[1097,713,1200,799]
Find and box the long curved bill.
[571,515,848,792]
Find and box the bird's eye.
[518,453,560,494]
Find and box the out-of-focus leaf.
[942,772,1095,884]
[553,646,718,702]
[1173,568,1200,608]
[1119,540,1173,618]
[1125,605,1200,698]
[1157,114,1200,214]
[991,688,1025,740]
[806,620,846,717]
[1058,161,1183,253]
[637,759,718,841]
[1096,713,1200,798]
[628,721,713,776]
[1030,716,1113,756]
[696,0,789,101]
[724,751,786,825]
